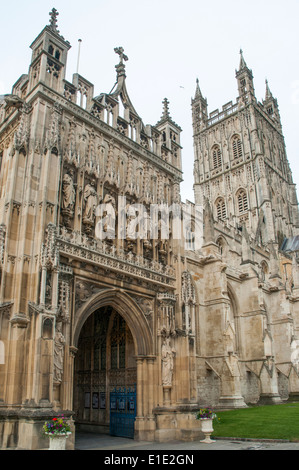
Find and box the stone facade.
[0,11,298,449]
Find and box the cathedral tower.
[192,51,299,245]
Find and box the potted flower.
[43,415,72,450]
[196,408,217,444]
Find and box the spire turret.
[191,78,208,132]
[235,49,255,104]
[155,98,182,170]
[263,79,281,128]
[156,98,181,130]
[28,8,71,94]
[194,78,203,100]
[238,49,248,71]
[265,79,273,101]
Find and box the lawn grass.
[211,403,299,441]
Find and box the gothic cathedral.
[0,10,298,449]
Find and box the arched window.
[216,236,228,257]
[110,313,126,370]
[212,145,222,169]
[216,198,226,220]
[260,261,269,282]
[237,189,248,214]
[232,135,243,159]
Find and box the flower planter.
[46,432,71,450]
[43,415,71,450]
[200,418,215,444]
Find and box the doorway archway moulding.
[72,288,154,356]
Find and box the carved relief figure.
[62,173,76,215]
[53,322,65,383]
[126,204,137,240]
[83,182,98,226]
[161,337,175,387]
[101,193,116,239]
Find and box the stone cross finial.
[49,8,59,32]
[114,47,128,65]
[162,98,170,118]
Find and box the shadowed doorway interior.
[73,306,137,436]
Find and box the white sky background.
[0,0,298,203]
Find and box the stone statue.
[62,173,76,214]
[53,322,65,383]
[102,193,116,239]
[161,337,175,387]
[126,204,137,241]
[83,182,98,225]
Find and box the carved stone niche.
[61,166,77,228]
[82,177,98,235]
[157,292,176,337]
[42,317,54,339]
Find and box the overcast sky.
[1,0,298,203]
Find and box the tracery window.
[93,309,110,371]
[237,189,248,214]
[110,313,126,370]
[216,236,228,256]
[232,135,243,159]
[212,145,222,169]
[216,198,226,220]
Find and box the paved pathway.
[75,431,299,451]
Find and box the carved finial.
[114,47,128,79]
[114,47,128,65]
[162,98,170,119]
[49,8,59,32]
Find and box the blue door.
[110,387,136,439]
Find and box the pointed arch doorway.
[73,305,137,437]
[72,289,154,439]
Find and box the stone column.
[147,356,155,417]
[6,314,29,404]
[51,267,59,312]
[134,356,144,440]
[39,266,47,307]
[135,357,144,419]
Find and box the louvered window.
[232,136,243,159]
[212,146,222,169]
[237,190,248,214]
[216,198,226,220]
